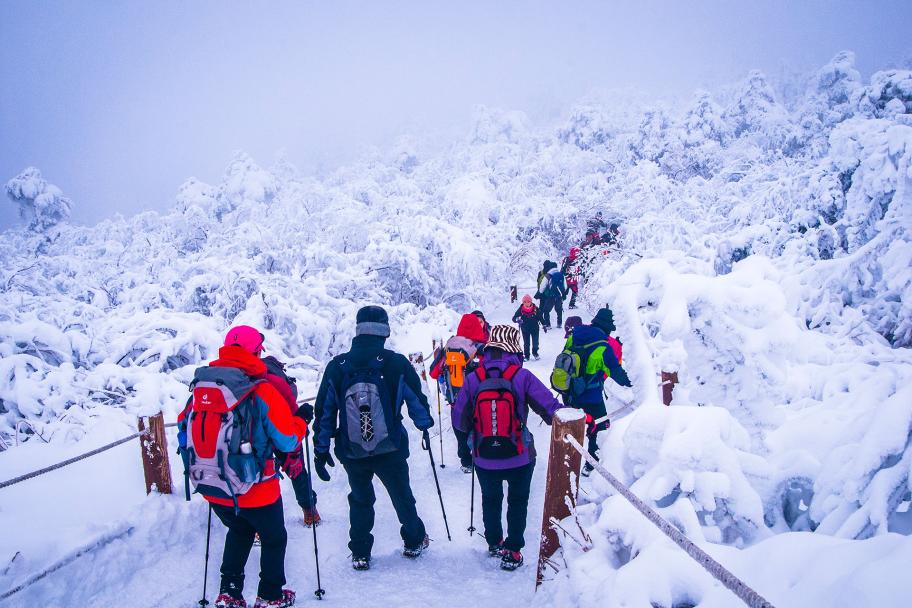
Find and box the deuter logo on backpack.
[179,366,267,509]
[341,356,398,459]
[472,365,524,459]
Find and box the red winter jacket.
[180,346,307,509]
[430,313,488,380]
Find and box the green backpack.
[550,340,606,396]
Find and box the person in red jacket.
[429,312,488,472]
[179,326,307,608]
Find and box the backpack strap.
[475,366,487,381]
[502,365,520,381]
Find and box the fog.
[1,0,909,229]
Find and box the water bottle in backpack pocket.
[341,356,398,459]
[472,365,524,459]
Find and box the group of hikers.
[177,299,631,608]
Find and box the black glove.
[420,430,431,451]
[295,402,314,424]
[314,451,335,482]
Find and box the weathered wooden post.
[138,412,172,495]
[661,371,678,406]
[536,408,586,588]
[510,285,517,303]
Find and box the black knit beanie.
[356,305,391,337]
[592,307,616,334]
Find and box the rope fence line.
[0,423,177,491]
[563,434,777,608]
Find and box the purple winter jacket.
[452,349,564,470]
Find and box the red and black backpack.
[472,365,524,459]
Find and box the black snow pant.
[540,297,563,328]
[275,449,317,509]
[475,462,535,552]
[520,323,540,360]
[568,288,578,309]
[453,427,473,468]
[578,400,609,462]
[211,496,287,602]
[342,451,427,558]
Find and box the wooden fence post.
[137,412,172,495]
[510,285,517,303]
[661,371,678,406]
[536,408,586,588]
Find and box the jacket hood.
[210,345,267,377]
[456,313,488,343]
[571,324,607,345]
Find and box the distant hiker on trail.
[429,312,488,473]
[178,325,308,608]
[453,325,564,571]
[536,260,567,329]
[511,294,545,361]
[584,211,608,246]
[551,307,631,476]
[561,247,583,309]
[313,305,434,571]
[262,355,320,527]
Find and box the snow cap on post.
[356,305,391,337]
[223,325,265,355]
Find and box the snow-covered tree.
[5,167,73,231]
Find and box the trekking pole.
[303,432,326,599]
[198,504,212,607]
[423,431,452,541]
[468,461,476,536]
[435,380,445,469]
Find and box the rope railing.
[563,434,777,608]
[0,423,177,491]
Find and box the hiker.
[178,325,308,608]
[561,247,583,309]
[471,309,492,342]
[428,312,488,473]
[262,355,320,527]
[313,305,434,571]
[553,307,631,476]
[584,211,608,246]
[564,316,583,339]
[537,260,567,329]
[511,294,545,361]
[453,325,563,571]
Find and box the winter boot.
[303,507,321,527]
[533,354,540,361]
[252,589,295,608]
[487,541,505,557]
[352,555,371,571]
[460,464,473,474]
[501,550,524,571]
[215,594,247,608]
[403,534,430,558]
[582,462,594,477]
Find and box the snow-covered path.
[2,305,580,607]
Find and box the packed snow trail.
[0,305,576,608]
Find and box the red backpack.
[472,365,524,459]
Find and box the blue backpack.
[546,271,565,298]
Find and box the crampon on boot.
[215,593,247,608]
[487,541,505,557]
[402,534,430,558]
[303,507,321,527]
[460,465,473,474]
[501,550,524,571]
[252,589,295,608]
[352,555,371,571]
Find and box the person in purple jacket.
[453,324,564,571]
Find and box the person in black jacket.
[511,294,545,361]
[313,305,435,571]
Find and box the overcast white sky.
[1,0,909,228]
